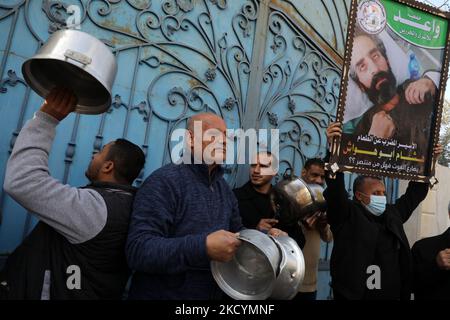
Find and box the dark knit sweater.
[126,163,243,300]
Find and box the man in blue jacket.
[126,113,283,300]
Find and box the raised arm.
[323,122,351,227]
[3,89,107,244]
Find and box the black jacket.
[324,172,429,300]
[0,182,136,300]
[412,228,450,300]
[233,181,305,249]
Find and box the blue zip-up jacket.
[126,163,243,300]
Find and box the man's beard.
[365,69,397,106]
[85,163,99,182]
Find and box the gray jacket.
[4,111,107,244]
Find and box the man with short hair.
[234,151,305,248]
[412,201,450,300]
[0,87,145,299]
[295,158,333,301]
[324,122,442,300]
[301,158,327,186]
[234,152,277,230]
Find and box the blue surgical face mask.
[362,194,387,216]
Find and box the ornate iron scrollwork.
[0,0,346,232]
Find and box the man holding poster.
[325,121,443,300]
[331,0,450,181]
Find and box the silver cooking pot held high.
[22,29,117,115]
[271,176,327,226]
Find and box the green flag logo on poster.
[381,0,448,49]
[357,0,387,34]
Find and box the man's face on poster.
[351,35,397,106]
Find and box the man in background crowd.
[295,159,333,301]
[412,200,450,300]
[234,151,305,248]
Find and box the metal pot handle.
[282,167,295,179]
[64,49,92,66]
[236,235,249,242]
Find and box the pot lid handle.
[64,49,92,66]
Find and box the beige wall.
[403,164,450,247]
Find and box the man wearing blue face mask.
[324,122,443,300]
[354,179,387,217]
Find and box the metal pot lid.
[270,236,305,300]
[211,229,279,300]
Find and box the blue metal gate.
[0,0,354,299]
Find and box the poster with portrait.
[328,0,450,182]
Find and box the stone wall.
[403,164,450,246]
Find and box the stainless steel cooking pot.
[22,29,117,114]
[211,229,280,300]
[270,235,305,300]
[271,176,327,226]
